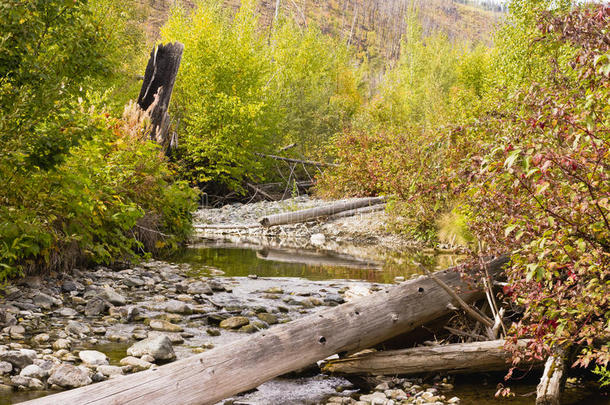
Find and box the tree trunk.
[137,42,184,152]
[322,339,540,376]
[21,256,508,405]
[327,204,386,221]
[259,197,386,227]
[536,354,566,405]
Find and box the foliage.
[465,3,609,374]
[162,0,361,194]
[0,106,198,282]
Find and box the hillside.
[140,0,502,59]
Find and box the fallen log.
[22,255,508,405]
[260,197,386,227]
[536,354,566,405]
[322,339,540,376]
[255,152,338,167]
[326,204,386,221]
[256,247,381,269]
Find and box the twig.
[422,266,494,328]
[246,183,276,201]
[444,326,488,341]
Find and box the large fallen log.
[322,339,540,376]
[260,197,386,227]
[22,255,508,405]
[536,354,566,405]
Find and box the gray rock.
[256,313,278,325]
[126,335,175,361]
[149,319,183,332]
[58,307,78,317]
[78,350,108,366]
[140,354,155,363]
[48,364,92,388]
[186,281,213,295]
[97,365,123,377]
[103,287,126,306]
[5,324,25,339]
[66,320,90,336]
[0,361,12,375]
[52,338,71,351]
[360,392,388,404]
[11,375,44,389]
[164,300,192,315]
[219,316,249,329]
[124,276,145,287]
[84,298,107,316]
[310,233,326,246]
[32,333,50,345]
[20,364,48,379]
[119,356,153,371]
[207,280,225,292]
[33,293,60,309]
[0,349,35,369]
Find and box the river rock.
[256,313,278,325]
[149,319,183,333]
[219,316,249,329]
[10,375,44,389]
[33,292,60,310]
[32,333,50,345]
[164,300,192,314]
[0,349,35,369]
[0,361,12,375]
[66,320,90,336]
[126,335,175,361]
[48,364,92,388]
[52,338,71,351]
[119,356,153,371]
[360,392,388,404]
[20,364,47,379]
[58,307,78,317]
[97,365,123,377]
[5,324,25,339]
[85,298,107,316]
[187,281,213,295]
[103,287,126,306]
[310,233,326,246]
[78,350,108,366]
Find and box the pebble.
[52,339,71,351]
[219,316,249,329]
[78,350,108,366]
[119,356,153,371]
[149,319,184,333]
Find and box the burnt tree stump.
[137,42,184,152]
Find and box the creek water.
[2,244,607,404]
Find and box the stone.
[149,331,183,345]
[447,397,460,404]
[57,307,77,317]
[264,287,284,294]
[6,324,25,339]
[20,364,47,379]
[207,280,225,291]
[206,328,221,336]
[126,335,175,361]
[47,364,92,388]
[103,287,126,306]
[11,375,44,389]
[256,313,278,325]
[32,333,50,345]
[0,361,12,375]
[97,365,123,377]
[310,233,326,246]
[119,356,153,371]
[124,276,145,287]
[238,324,258,334]
[219,316,249,330]
[375,382,390,391]
[186,281,213,295]
[164,300,192,315]
[140,354,155,363]
[33,292,60,310]
[0,349,35,369]
[385,389,407,400]
[78,350,108,366]
[52,338,71,351]
[85,298,107,316]
[66,320,90,335]
[360,392,387,404]
[149,319,183,333]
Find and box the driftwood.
[260,197,386,227]
[322,339,539,376]
[326,204,386,220]
[256,247,381,269]
[255,152,339,167]
[21,256,508,405]
[137,42,184,152]
[536,354,566,405]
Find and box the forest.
[0,0,608,403]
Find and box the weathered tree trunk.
[137,42,184,152]
[327,203,386,221]
[536,354,566,405]
[22,256,507,405]
[256,247,381,269]
[322,339,540,376]
[260,197,386,227]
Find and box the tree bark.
[260,197,386,227]
[137,42,184,152]
[322,339,540,376]
[326,204,386,221]
[21,255,508,405]
[536,354,566,405]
